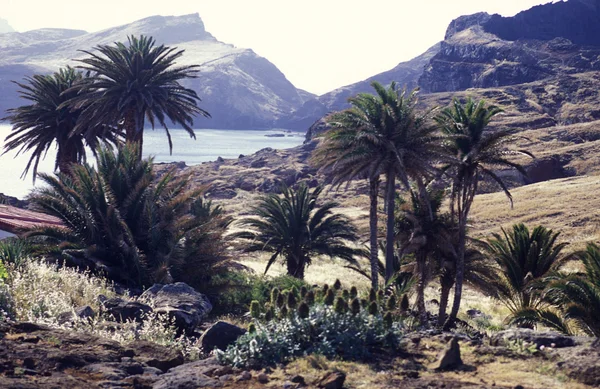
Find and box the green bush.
[0,238,31,268]
[216,302,405,367]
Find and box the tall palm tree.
[316,81,441,285]
[436,98,533,328]
[232,183,365,280]
[2,67,118,180]
[481,224,571,328]
[66,35,210,157]
[539,243,600,336]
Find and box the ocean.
[0,125,305,199]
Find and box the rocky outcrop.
[304,117,331,143]
[139,282,212,334]
[490,328,576,348]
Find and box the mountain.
[0,18,14,34]
[0,14,313,129]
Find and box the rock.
[317,370,346,389]
[237,370,252,381]
[434,337,463,370]
[199,321,246,352]
[216,156,225,163]
[490,329,576,348]
[250,158,267,168]
[466,309,483,318]
[139,282,212,334]
[291,375,306,385]
[152,361,222,389]
[101,297,152,323]
[558,345,600,386]
[257,372,269,383]
[126,340,184,372]
[75,306,95,319]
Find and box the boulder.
[152,359,223,389]
[199,321,246,352]
[559,345,600,386]
[101,298,152,323]
[140,283,212,334]
[317,371,346,389]
[57,306,96,325]
[490,329,576,348]
[434,337,463,370]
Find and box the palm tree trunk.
[369,177,380,290]
[444,212,467,330]
[438,280,452,327]
[56,144,77,175]
[416,251,428,324]
[286,256,306,280]
[124,109,144,158]
[385,170,396,284]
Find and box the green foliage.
[506,339,539,356]
[482,224,571,328]
[67,35,209,154]
[305,290,315,305]
[250,301,261,319]
[2,67,119,179]
[350,286,358,299]
[287,292,297,309]
[232,183,365,279]
[300,286,308,298]
[368,301,378,315]
[350,298,361,315]
[0,262,7,281]
[0,238,31,268]
[324,289,335,306]
[26,144,231,288]
[383,311,393,328]
[386,295,397,311]
[248,323,257,334]
[334,297,348,314]
[298,302,310,319]
[216,303,405,367]
[540,243,600,336]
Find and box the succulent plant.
[250,300,261,319]
[369,288,377,303]
[271,287,280,305]
[350,298,361,315]
[265,305,275,321]
[279,305,289,319]
[324,288,335,306]
[276,293,285,308]
[400,294,410,312]
[386,295,397,311]
[287,291,298,309]
[298,302,310,319]
[248,323,257,333]
[368,301,378,315]
[360,299,369,309]
[305,290,315,305]
[333,279,342,290]
[342,289,350,300]
[350,286,358,299]
[334,297,348,314]
[383,311,393,328]
[300,286,308,298]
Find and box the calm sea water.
[0,125,304,198]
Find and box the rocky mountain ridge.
[0,14,312,130]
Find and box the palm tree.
[26,144,228,287]
[436,98,533,328]
[232,183,365,279]
[2,67,118,180]
[539,243,600,336]
[316,81,441,285]
[66,35,210,157]
[481,224,571,328]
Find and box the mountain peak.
[0,18,15,34]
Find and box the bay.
[0,125,304,198]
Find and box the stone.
[101,298,152,323]
[152,361,222,389]
[317,370,346,389]
[434,337,463,370]
[199,321,246,352]
[126,341,184,372]
[257,372,269,383]
[237,370,252,381]
[490,329,576,348]
[558,345,600,386]
[139,282,212,334]
[291,374,306,385]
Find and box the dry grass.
[470,175,600,250]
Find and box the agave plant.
[232,183,366,279]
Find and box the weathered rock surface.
[139,282,212,334]
[317,370,346,389]
[101,297,153,323]
[199,321,246,352]
[490,328,576,348]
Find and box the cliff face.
[420,0,600,93]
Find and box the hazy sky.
[3,0,553,95]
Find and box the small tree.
[232,183,365,279]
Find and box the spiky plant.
[232,183,365,279]
[66,35,210,157]
[3,67,119,180]
[482,224,571,328]
[436,98,533,327]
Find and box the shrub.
[216,303,405,367]
[0,238,31,268]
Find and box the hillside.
[0,14,312,129]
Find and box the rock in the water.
[199,321,246,352]
[317,370,346,389]
[140,282,212,334]
[435,337,463,370]
[101,298,152,323]
[490,329,576,348]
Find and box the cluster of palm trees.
[314,81,533,328]
[3,35,209,180]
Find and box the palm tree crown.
[3,67,118,180]
[66,35,210,156]
[232,183,365,279]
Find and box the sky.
[2,0,553,95]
